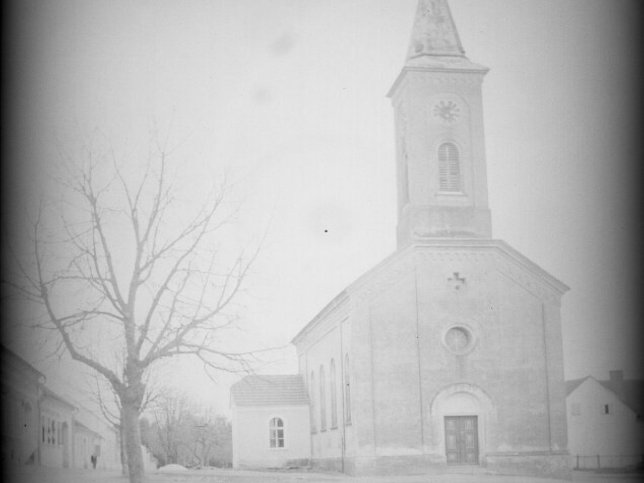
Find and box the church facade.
[232,0,571,479]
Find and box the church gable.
[347,240,566,307]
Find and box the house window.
[330,359,338,429]
[438,142,461,192]
[319,365,327,431]
[269,417,285,448]
[345,354,351,424]
[602,404,611,415]
[310,371,316,433]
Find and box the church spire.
[406,0,465,62]
[388,0,492,247]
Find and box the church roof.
[406,0,465,60]
[231,375,309,407]
[293,239,569,346]
[388,0,488,97]
[566,375,644,416]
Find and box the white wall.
[72,407,121,470]
[232,405,310,469]
[567,378,644,460]
[39,398,74,468]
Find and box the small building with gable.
[566,371,644,469]
[230,375,310,469]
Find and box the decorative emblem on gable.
[447,271,466,290]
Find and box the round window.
[444,326,473,353]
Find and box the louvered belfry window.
[438,142,461,192]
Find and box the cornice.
[291,291,349,346]
[388,64,488,98]
[291,238,569,346]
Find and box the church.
[231,0,571,479]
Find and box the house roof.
[42,386,77,411]
[74,420,102,438]
[598,379,644,416]
[231,375,309,407]
[565,377,590,396]
[567,376,644,415]
[1,344,45,381]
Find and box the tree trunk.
[119,423,128,476]
[123,401,144,483]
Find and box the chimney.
[609,370,624,383]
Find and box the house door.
[445,416,478,465]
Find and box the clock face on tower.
[432,99,461,125]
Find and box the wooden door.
[444,416,478,465]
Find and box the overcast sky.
[4,0,641,414]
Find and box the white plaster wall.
[232,405,310,468]
[0,357,41,466]
[40,400,74,468]
[567,379,644,457]
[73,430,92,469]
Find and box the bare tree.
[5,146,260,483]
[144,390,231,468]
[95,375,158,475]
[187,412,232,468]
[150,389,191,466]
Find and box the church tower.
[388,0,492,247]
[289,1,571,479]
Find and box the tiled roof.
[565,377,589,396]
[598,379,644,416]
[231,375,309,407]
[42,386,77,410]
[74,420,102,438]
[566,376,644,415]
[1,344,44,380]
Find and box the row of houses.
[0,345,121,470]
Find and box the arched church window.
[344,355,351,424]
[310,371,316,433]
[319,365,327,431]
[269,417,285,448]
[330,359,338,428]
[438,142,461,192]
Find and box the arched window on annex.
[269,417,285,448]
[438,142,461,193]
